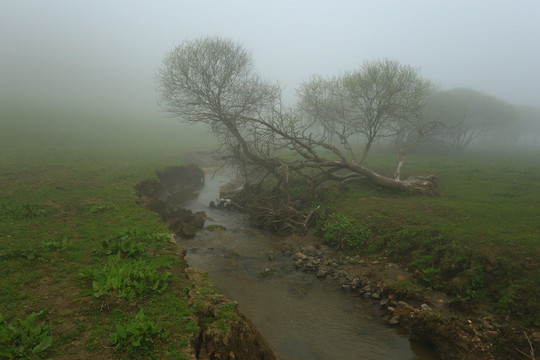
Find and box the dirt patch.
[135,164,206,238]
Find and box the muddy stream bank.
[173,170,439,359]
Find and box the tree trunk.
[349,163,439,196]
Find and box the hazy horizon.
[1,1,539,119]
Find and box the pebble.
[387,316,399,325]
[420,303,433,312]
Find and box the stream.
[176,172,439,360]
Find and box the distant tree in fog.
[422,88,519,151]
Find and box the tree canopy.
[158,37,440,230]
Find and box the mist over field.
[1,1,540,137]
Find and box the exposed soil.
[186,268,280,360]
[135,164,207,238]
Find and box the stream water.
[177,173,439,360]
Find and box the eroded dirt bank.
[287,238,538,359]
[135,164,279,360]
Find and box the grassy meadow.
[321,150,540,326]
[0,100,539,358]
[0,102,218,359]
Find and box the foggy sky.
[1,1,539,118]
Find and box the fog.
[1,1,540,119]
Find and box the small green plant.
[110,309,168,356]
[0,310,52,359]
[99,228,170,258]
[387,228,419,252]
[450,264,485,299]
[80,254,172,308]
[421,267,447,290]
[409,255,434,272]
[321,213,370,250]
[40,235,69,252]
[101,234,146,258]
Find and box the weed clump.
[80,254,172,309]
[109,309,169,357]
[321,213,370,250]
[0,310,52,359]
[98,228,171,258]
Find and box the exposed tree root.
[227,184,317,233]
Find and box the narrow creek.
[176,172,439,360]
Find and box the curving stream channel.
[176,172,439,360]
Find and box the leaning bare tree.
[158,37,439,231]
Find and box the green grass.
[320,150,540,326]
[0,101,215,358]
[1,99,539,358]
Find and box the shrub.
[321,213,370,250]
